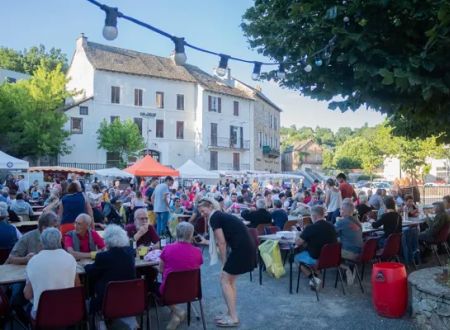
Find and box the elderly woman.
[153,222,203,330]
[197,198,255,327]
[241,198,272,228]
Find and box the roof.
[234,79,283,112]
[61,96,94,112]
[293,139,322,152]
[124,155,179,177]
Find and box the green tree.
[242,1,450,142]
[97,119,145,167]
[314,127,335,147]
[335,127,354,145]
[0,63,71,160]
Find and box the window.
[176,94,184,110]
[210,151,218,170]
[70,117,83,134]
[156,119,164,138]
[134,117,143,135]
[233,153,240,171]
[134,89,143,106]
[233,101,239,116]
[110,116,119,123]
[274,117,277,131]
[208,95,221,112]
[230,126,238,147]
[210,123,218,146]
[156,92,164,108]
[5,77,16,83]
[79,106,88,115]
[176,121,184,139]
[106,152,121,167]
[111,86,120,104]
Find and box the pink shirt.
[64,230,105,252]
[159,241,203,294]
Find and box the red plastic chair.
[0,248,11,264]
[376,233,402,262]
[151,269,206,330]
[296,242,345,301]
[102,279,148,329]
[248,228,262,285]
[32,286,87,329]
[429,222,450,266]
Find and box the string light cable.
[85,0,337,80]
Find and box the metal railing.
[218,163,250,171]
[58,162,107,170]
[418,185,450,204]
[208,137,250,150]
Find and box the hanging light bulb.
[215,55,229,77]
[276,63,286,79]
[102,6,119,40]
[304,64,312,72]
[252,62,262,80]
[172,37,187,65]
[315,57,323,66]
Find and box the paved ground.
[151,254,417,330]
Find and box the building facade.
[282,139,323,172]
[60,35,281,171]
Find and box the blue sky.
[0,0,385,130]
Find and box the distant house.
[0,69,30,84]
[282,139,323,171]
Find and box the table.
[361,216,427,234]
[32,205,44,210]
[31,211,43,219]
[12,221,38,228]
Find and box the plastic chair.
[0,248,11,264]
[248,228,262,285]
[296,242,345,301]
[428,222,450,266]
[32,286,87,329]
[283,220,298,231]
[102,279,148,329]
[151,269,206,330]
[376,233,402,262]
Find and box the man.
[311,179,319,194]
[443,195,450,214]
[65,213,105,259]
[336,173,357,200]
[241,199,272,228]
[126,208,160,248]
[419,202,450,243]
[10,193,33,221]
[0,202,21,249]
[17,175,29,194]
[151,176,174,236]
[294,206,337,290]
[24,228,79,319]
[369,189,385,210]
[391,190,404,208]
[144,177,158,208]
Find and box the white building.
[60,35,281,171]
[383,157,450,183]
[0,68,30,84]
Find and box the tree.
[335,127,354,145]
[0,63,71,160]
[97,119,145,167]
[242,1,450,142]
[0,45,68,74]
[314,127,335,147]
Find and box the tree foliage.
[242,0,450,142]
[97,119,145,167]
[0,63,71,159]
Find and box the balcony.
[219,163,250,171]
[208,137,250,150]
[262,145,280,158]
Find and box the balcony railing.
[208,137,250,150]
[262,145,280,158]
[219,163,250,171]
[58,162,107,170]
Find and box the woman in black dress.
[197,198,255,327]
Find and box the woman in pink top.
[158,222,203,330]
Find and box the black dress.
[210,211,255,275]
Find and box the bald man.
[65,213,105,259]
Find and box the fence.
[401,185,450,204]
[58,162,107,171]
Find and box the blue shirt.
[0,220,18,249]
[152,183,170,213]
[61,192,86,224]
[335,216,363,254]
[271,209,288,230]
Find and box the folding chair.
[376,233,402,262]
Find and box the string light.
[85,0,337,80]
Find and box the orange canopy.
[124,155,179,177]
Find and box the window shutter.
[218,97,222,113]
[208,96,212,111]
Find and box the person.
[170,197,184,214]
[418,202,450,243]
[356,192,373,222]
[86,184,103,209]
[0,201,21,249]
[131,190,146,210]
[405,195,419,217]
[324,178,342,223]
[151,176,174,236]
[17,175,29,194]
[391,190,404,208]
[311,179,319,194]
[241,198,272,228]
[84,225,137,328]
[443,195,450,214]
[24,228,79,320]
[156,222,203,330]
[371,196,402,247]
[58,181,93,235]
[126,208,160,248]
[197,198,255,327]
[145,177,159,207]
[368,189,384,210]
[264,190,273,209]
[271,199,288,230]
[64,213,105,259]
[336,173,357,200]
[294,206,337,290]
[9,193,33,221]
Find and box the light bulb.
[343,16,350,23]
[304,64,312,72]
[172,37,187,65]
[252,62,262,81]
[216,67,227,77]
[315,58,323,66]
[216,55,229,77]
[252,73,260,80]
[103,26,118,41]
[277,63,285,79]
[173,53,187,65]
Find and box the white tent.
[177,160,220,180]
[0,151,29,170]
[94,167,134,178]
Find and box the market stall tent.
[177,160,220,180]
[28,166,93,175]
[0,151,29,170]
[94,167,134,178]
[124,155,179,177]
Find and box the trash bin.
[371,262,407,318]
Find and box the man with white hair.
[241,198,272,228]
[126,208,160,248]
[24,228,79,319]
[65,213,105,259]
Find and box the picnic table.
[12,221,38,228]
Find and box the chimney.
[76,33,87,50]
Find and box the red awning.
[124,155,179,177]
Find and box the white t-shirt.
[26,249,77,316]
[326,189,342,212]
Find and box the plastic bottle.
[403,205,408,221]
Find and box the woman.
[356,192,373,222]
[325,178,342,223]
[372,196,402,247]
[58,181,93,235]
[198,198,255,327]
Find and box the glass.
[138,246,149,259]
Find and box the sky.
[0,0,385,131]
